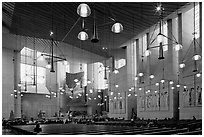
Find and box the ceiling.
[2,2,188,58]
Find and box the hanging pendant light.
[196,73,201,77]
[174,43,183,51]
[78,31,88,41]
[157,33,164,44]
[78,19,88,41]
[111,22,123,33]
[77,3,91,18]
[91,10,99,43]
[149,74,154,79]
[179,62,185,68]
[192,54,201,61]
[138,72,144,77]
[169,81,174,85]
[46,64,51,69]
[145,49,151,57]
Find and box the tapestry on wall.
[66,72,84,89]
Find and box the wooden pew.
[177,130,202,135]
[111,127,172,135]
[143,128,188,135]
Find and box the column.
[14,50,21,118]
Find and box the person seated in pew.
[34,122,42,133]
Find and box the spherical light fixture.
[169,81,174,85]
[89,89,93,93]
[77,3,91,17]
[111,22,123,33]
[138,72,144,77]
[192,54,201,61]
[160,79,165,83]
[179,63,185,68]
[149,74,154,79]
[145,50,151,57]
[157,33,163,43]
[87,80,91,84]
[46,64,51,69]
[174,43,183,51]
[196,73,201,77]
[113,69,119,74]
[176,84,180,88]
[78,31,88,41]
[171,87,175,89]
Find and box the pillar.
[14,50,21,118]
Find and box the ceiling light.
[179,63,185,68]
[115,85,119,88]
[128,94,131,97]
[21,94,23,97]
[78,31,88,41]
[139,88,142,91]
[138,72,144,77]
[110,92,113,95]
[14,90,17,93]
[114,96,117,99]
[98,89,101,92]
[156,5,162,11]
[174,43,183,51]
[169,81,174,85]
[86,94,88,96]
[155,83,159,86]
[135,77,138,80]
[111,22,123,33]
[145,50,151,57]
[118,93,120,95]
[129,88,132,92]
[77,3,91,17]
[135,94,137,96]
[76,96,79,98]
[184,85,187,89]
[150,74,154,79]
[155,90,158,93]
[11,93,13,96]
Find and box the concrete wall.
[21,93,58,120]
[2,48,15,119]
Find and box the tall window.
[115,59,126,69]
[20,47,46,86]
[195,3,200,39]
